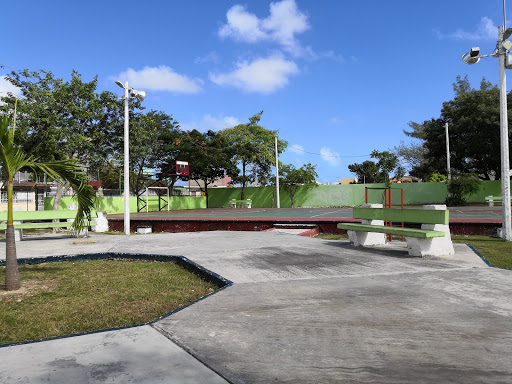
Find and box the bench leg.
[14,228,23,242]
[405,224,454,257]
[348,230,386,247]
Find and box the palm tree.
[1,116,95,290]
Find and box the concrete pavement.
[1,231,511,383]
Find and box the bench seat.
[0,221,97,230]
[0,210,98,241]
[337,223,445,239]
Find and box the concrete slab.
[1,231,510,383]
[0,326,228,384]
[154,268,512,383]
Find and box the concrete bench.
[230,199,252,208]
[0,210,98,241]
[337,204,454,257]
[485,195,502,207]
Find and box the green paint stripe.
[353,207,448,224]
[337,223,445,238]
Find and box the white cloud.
[320,147,341,167]
[219,0,310,56]
[209,54,299,93]
[436,17,497,41]
[289,144,304,154]
[113,66,203,94]
[0,76,21,97]
[180,114,241,132]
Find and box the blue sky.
[1,0,508,183]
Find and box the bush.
[445,173,480,206]
[427,173,447,182]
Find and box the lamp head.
[115,80,125,89]
[130,89,146,102]
[462,47,480,65]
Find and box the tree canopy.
[221,112,288,199]
[348,151,403,185]
[406,75,512,180]
[279,163,318,207]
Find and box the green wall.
[43,181,501,212]
[207,181,502,208]
[44,196,206,213]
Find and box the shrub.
[445,173,480,206]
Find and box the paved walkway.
[1,232,511,383]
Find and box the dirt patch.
[1,279,57,302]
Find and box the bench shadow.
[319,239,416,259]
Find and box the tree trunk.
[5,181,20,291]
[204,179,209,208]
[52,182,66,233]
[241,163,246,200]
[290,194,294,208]
[52,182,65,210]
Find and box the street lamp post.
[115,81,146,235]
[462,27,512,241]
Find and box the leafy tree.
[407,76,511,180]
[0,69,128,207]
[221,112,287,199]
[393,140,428,175]
[445,173,480,206]
[113,110,180,197]
[280,163,318,207]
[159,130,238,207]
[0,116,95,291]
[347,160,381,183]
[370,150,401,185]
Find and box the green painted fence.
[42,181,501,212]
[207,181,502,208]
[44,196,206,213]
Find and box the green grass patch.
[0,259,221,345]
[452,235,512,270]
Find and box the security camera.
[462,47,480,65]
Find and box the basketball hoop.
[176,161,189,176]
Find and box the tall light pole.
[275,136,280,208]
[462,25,512,241]
[115,81,146,235]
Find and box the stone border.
[0,253,233,348]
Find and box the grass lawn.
[315,233,512,270]
[0,259,221,345]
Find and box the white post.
[445,122,451,181]
[275,136,280,208]
[146,187,149,213]
[123,82,130,235]
[499,25,512,241]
